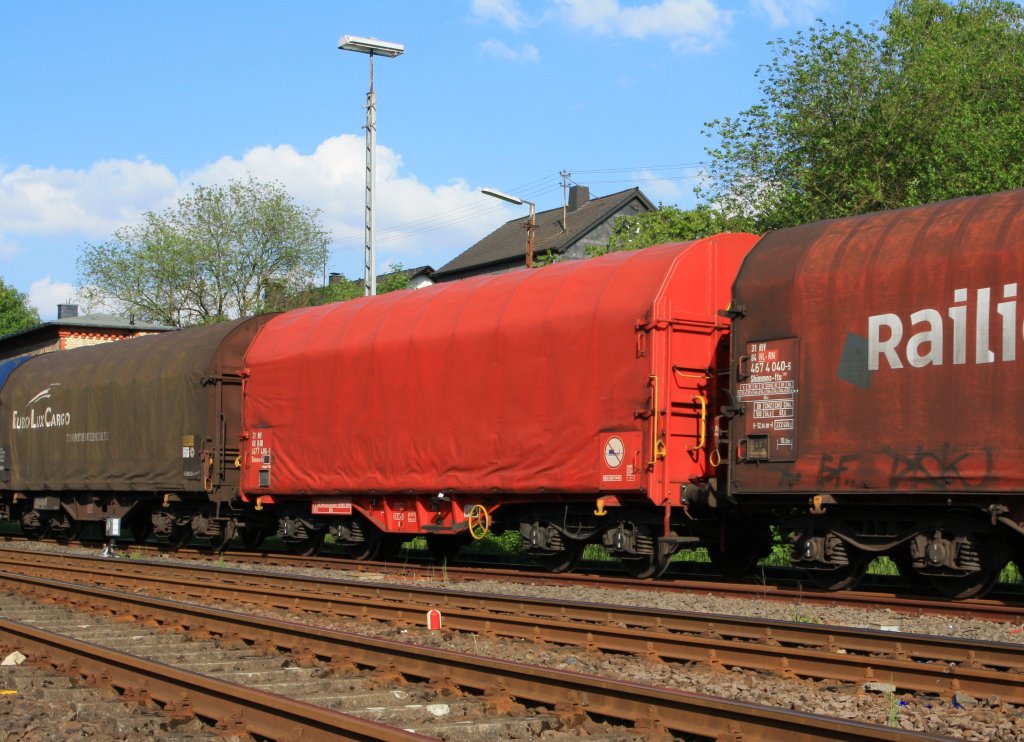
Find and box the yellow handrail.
[648,375,666,465]
[689,395,708,453]
[672,367,710,382]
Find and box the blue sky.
[1,0,892,319]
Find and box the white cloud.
[556,0,733,50]
[749,0,827,27]
[192,134,502,267]
[634,169,685,203]
[0,235,19,261]
[472,0,528,30]
[479,39,541,62]
[0,134,508,280]
[0,160,179,237]
[29,276,77,320]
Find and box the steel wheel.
[162,524,194,551]
[537,539,586,574]
[805,551,869,591]
[926,539,1008,600]
[339,526,380,560]
[622,551,672,579]
[889,548,928,588]
[924,532,1008,599]
[286,531,325,557]
[928,567,1004,600]
[20,511,49,541]
[51,518,81,545]
[238,525,272,550]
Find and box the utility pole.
[560,170,571,232]
[339,35,405,296]
[482,188,536,268]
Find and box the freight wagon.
[7,188,1022,599]
[0,316,272,548]
[239,235,759,577]
[724,189,1024,597]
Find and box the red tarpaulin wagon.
[241,235,757,575]
[727,189,1024,597]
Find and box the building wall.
[561,197,649,260]
[408,275,435,289]
[0,329,165,363]
[59,330,161,351]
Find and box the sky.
[0,0,893,320]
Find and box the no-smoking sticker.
[604,436,625,469]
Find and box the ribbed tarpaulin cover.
[0,317,263,493]
[242,235,756,499]
[730,188,1024,495]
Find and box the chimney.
[568,185,590,211]
[57,304,79,319]
[328,272,343,286]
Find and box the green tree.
[0,278,40,336]
[78,176,331,327]
[269,264,412,310]
[702,0,1024,230]
[594,204,754,256]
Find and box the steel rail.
[0,615,429,741]
[4,538,1022,622]
[0,570,947,742]
[1,550,1022,705]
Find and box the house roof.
[434,187,655,278]
[0,313,173,345]
[404,265,435,280]
[347,264,435,289]
[381,264,434,283]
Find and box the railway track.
[0,594,428,740]
[25,536,1020,624]
[1,547,1022,709]
[0,568,937,741]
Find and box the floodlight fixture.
[480,187,525,206]
[338,35,405,58]
[482,188,537,269]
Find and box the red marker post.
[426,609,443,631]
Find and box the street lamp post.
[481,188,536,268]
[339,35,404,296]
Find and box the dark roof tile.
[435,187,653,277]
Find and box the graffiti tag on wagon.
[885,444,993,489]
[814,446,994,490]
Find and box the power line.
[571,163,701,174]
[332,180,561,251]
[330,164,695,252]
[582,175,701,184]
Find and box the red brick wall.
[58,330,161,351]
